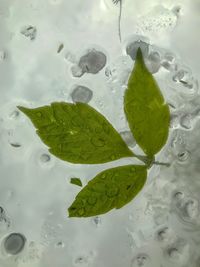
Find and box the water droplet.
[9,110,20,119]
[74,256,88,265]
[131,167,136,172]
[167,247,180,261]
[110,155,116,160]
[71,85,93,103]
[105,66,112,78]
[71,65,84,77]
[78,49,107,74]
[180,114,193,130]
[101,173,107,180]
[3,233,26,255]
[106,186,119,198]
[173,191,184,201]
[172,69,185,82]
[131,253,150,267]
[170,114,179,128]
[87,196,97,205]
[78,208,85,216]
[164,52,175,63]
[10,142,22,148]
[91,137,105,147]
[40,153,51,163]
[0,50,6,62]
[57,43,64,53]
[146,51,161,73]
[177,150,190,163]
[162,58,177,71]
[21,25,37,40]
[55,241,65,248]
[183,199,199,219]
[157,227,170,242]
[36,112,42,118]
[92,216,101,226]
[126,40,149,60]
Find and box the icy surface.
[0,0,200,266]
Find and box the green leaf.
[18,102,133,164]
[68,165,147,217]
[70,178,82,187]
[124,48,170,157]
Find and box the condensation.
[0,0,200,267]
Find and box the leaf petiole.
[133,154,170,168]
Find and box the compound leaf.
[68,164,147,217]
[124,48,170,157]
[18,102,133,164]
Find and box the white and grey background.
[0,0,200,266]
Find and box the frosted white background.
[0,0,200,266]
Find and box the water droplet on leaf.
[106,186,119,198]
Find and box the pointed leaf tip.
[124,49,170,156]
[17,102,134,164]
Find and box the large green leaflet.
[68,165,147,217]
[124,49,170,157]
[18,102,133,164]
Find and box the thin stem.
[152,161,171,167]
[132,154,170,168]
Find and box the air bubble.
[3,233,26,255]
[21,25,37,40]
[71,85,93,104]
[126,40,149,60]
[146,51,161,74]
[120,131,136,148]
[78,49,107,74]
[40,153,51,163]
[131,253,150,267]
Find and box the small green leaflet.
[124,48,170,157]
[18,102,133,164]
[70,178,82,187]
[68,165,147,217]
